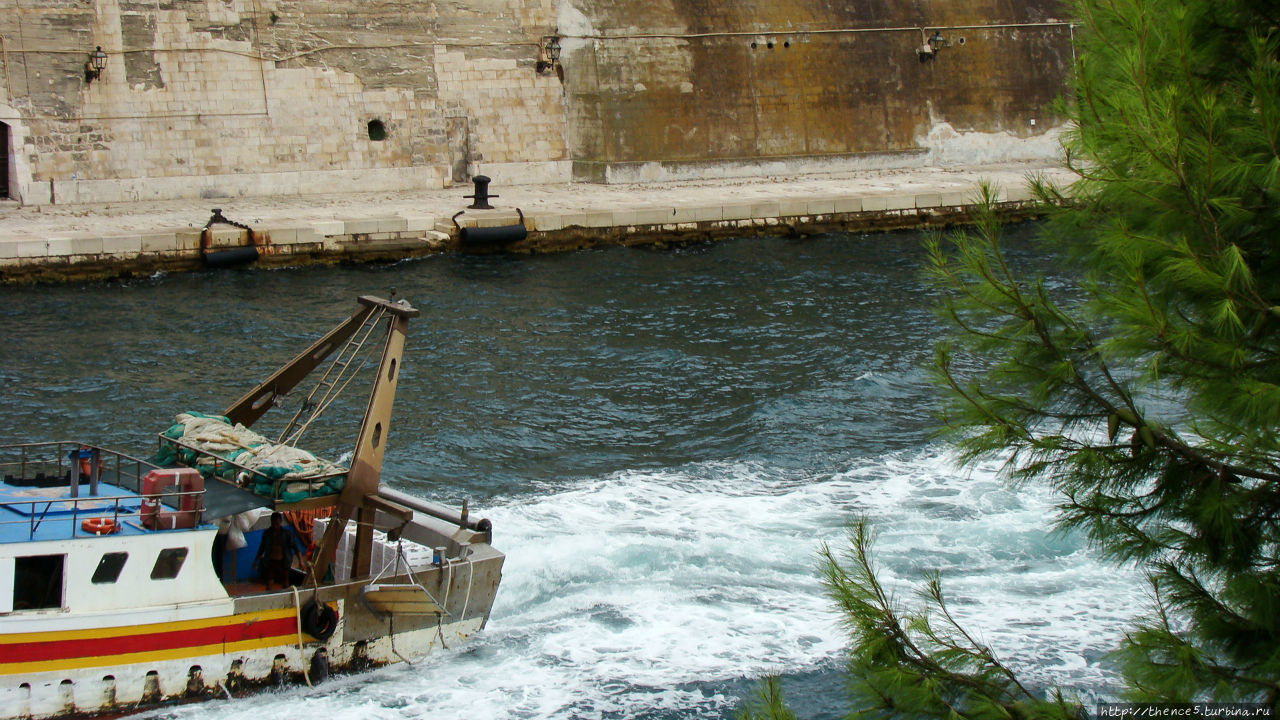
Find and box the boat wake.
[144,445,1144,720]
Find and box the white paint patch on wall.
[919,121,1066,166]
[557,2,597,38]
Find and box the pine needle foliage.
[737,676,799,720]
[819,520,1082,719]
[923,0,1280,702]
[742,0,1280,714]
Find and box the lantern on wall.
[536,36,561,74]
[85,46,107,84]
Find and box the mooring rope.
[289,585,314,688]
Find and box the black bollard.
[465,175,497,209]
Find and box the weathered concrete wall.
[561,0,1072,182]
[0,0,1071,205]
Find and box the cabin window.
[150,548,188,580]
[13,554,64,610]
[92,552,128,584]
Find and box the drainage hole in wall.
[368,119,387,142]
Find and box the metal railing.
[0,441,204,540]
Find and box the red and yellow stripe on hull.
[0,610,299,675]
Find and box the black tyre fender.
[300,600,339,641]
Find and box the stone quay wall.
[0,166,1071,283]
[0,1,1073,206]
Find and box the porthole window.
[151,547,188,580]
[367,119,387,142]
[92,552,128,584]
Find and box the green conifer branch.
[739,0,1280,715]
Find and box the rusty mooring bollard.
[465,175,497,209]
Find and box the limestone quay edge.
[0,171,1069,284]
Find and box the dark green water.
[0,228,1140,718]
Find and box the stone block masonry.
[1,0,564,204]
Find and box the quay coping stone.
[102,234,143,254]
[693,206,723,222]
[915,193,944,209]
[48,235,104,256]
[375,217,409,233]
[833,196,863,214]
[532,214,565,231]
[558,212,589,229]
[806,198,837,216]
[883,194,915,211]
[750,201,781,219]
[312,220,345,237]
[175,228,204,251]
[403,215,437,233]
[632,208,674,226]
[1,239,49,258]
[667,207,697,224]
[861,196,891,212]
[1004,185,1034,203]
[262,226,299,244]
[141,231,179,252]
[341,218,381,235]
[585,211,614,228]
[777,199,809,217]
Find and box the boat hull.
[1,550,503,720]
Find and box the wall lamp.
[85,46,107,84]
[916,29,949,59]
[536,36,561,74]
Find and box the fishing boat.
[0,295,504,720]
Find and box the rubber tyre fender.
[300,600,339,642]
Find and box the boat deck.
[0,479,149,543]
[0,472,229,543]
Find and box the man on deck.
[254,512,307,590]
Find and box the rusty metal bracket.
[201,208,257,250]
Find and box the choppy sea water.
[0,228,1145,718]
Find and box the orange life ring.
[81,517,118,535]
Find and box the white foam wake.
[148,446,1143,720]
